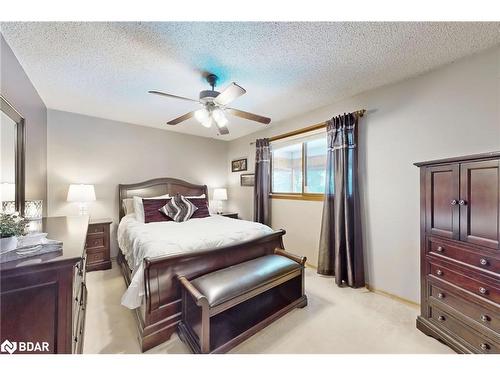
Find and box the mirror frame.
[1,95,25,215]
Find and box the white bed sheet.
[118,214,274,309]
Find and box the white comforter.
[118,214,274,309]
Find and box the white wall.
[227,46,500,303]
[1,34,48,214]
[47,110,228,256]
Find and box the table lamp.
[213,188,227,215]
[67,184,96,216]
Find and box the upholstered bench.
[177,249,308,353]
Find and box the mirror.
[1,95,25,215]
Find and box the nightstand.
[219,212,239,219]
[86,218,112,272]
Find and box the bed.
[116,178,286,352]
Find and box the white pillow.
[184,194,206,199]
[122,198,134,215]
[133,194,170,223]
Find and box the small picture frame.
[240,173,255,187]
[231,158,248,172]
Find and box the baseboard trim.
[366,283,420,308]
[305,263,419,308]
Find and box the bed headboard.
[118,178,208,220]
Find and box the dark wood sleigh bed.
[117,177,286,352]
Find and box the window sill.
[270,193,324,201]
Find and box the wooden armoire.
[415,152,500,353]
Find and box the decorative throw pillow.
[133,194,170,223]
[188,197,211,219]
[160,194,198,222]
[142,198,172,223]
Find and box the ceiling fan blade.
[215,121,230,135]
[149,90,199,103]
[226,108,271,125]
[214,83,246,106]
[166,111,196,125]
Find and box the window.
[271,130,327,200]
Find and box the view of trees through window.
[271,133,327,195]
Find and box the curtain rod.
[249,109,365,145]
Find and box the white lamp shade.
[1,183,15,202]
[67,184,96,202]
[213,188,228,201]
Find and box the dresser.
[0,216,89,354]
[415,152,500,353]
[86,218,112,272]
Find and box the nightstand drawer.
[86,236,104,249]
[88,224,105,234]
[87,251,105,263]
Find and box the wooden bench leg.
[200,304,210,354]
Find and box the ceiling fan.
[149,73,271,135]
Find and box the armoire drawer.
[429,282,500,334]
[429,304,499,354]
[428,261,500,304]
[428,237,500,274]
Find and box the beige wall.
[47,110,228,256]
[227,46,500,303]
[1,34,48,214]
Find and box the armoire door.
[460,160,500,249]
[425,164,460,239]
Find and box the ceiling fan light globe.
[201,117,213,128]
[194,108,210,123]
[212,108,228,126]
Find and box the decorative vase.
[0,236,18,253]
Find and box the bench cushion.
[191,254,301,307]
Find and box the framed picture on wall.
[231,158,248,172]
[240,173,255,187]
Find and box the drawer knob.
[479,258,488,266]
[437,315,446,321]
[480,314,490,322]
[450,199,458,206]
[480,343,490,351]
[436,246,444,252]
[437,292,445,299]
[479,287,488,295]
[458,199,466,206]
[436,269,443,276]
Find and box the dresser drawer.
[428,237,500,274]
[429,304,499,353]
[429,260,500,304]
[86,236,104,249]
[429,282,500,334]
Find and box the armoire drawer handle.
[479,258,488,266]
[436,269,443,276]
[480,343,490,351]
[458,199,466,206]
[450,199,458,206]
[480,314,490,322]
[479,287,488,295]
[437,292,445,299]
[437,315,446,321]
[436,246,444,252]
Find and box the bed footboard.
[118,229,286,352]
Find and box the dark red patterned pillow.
[188,198,210,218]
[142,198,172,223]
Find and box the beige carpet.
[83,262,453,354]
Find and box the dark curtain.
[318,113,365,288]
[254,138,271,225]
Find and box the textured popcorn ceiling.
[1,22,499,140]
